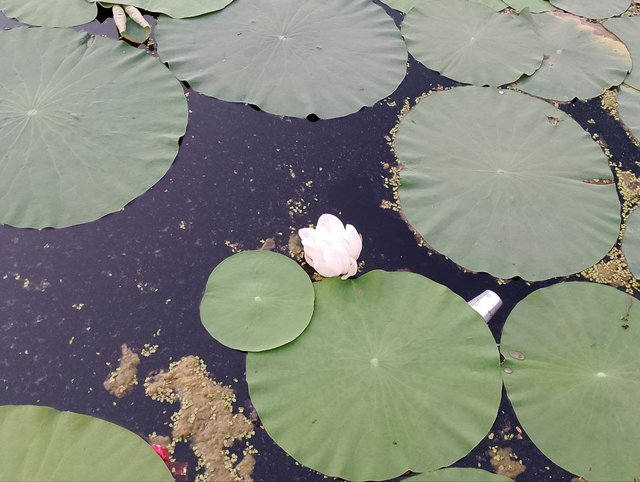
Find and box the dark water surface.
[1,4,638,481]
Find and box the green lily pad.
[618,84,640,143]
[622,207,640,278]
[95,0,233,18]
[516,11,632,101]
[382,0,506,13]
[200,250,315,352]
[0,0,96,27]
[605,16,640,90]
[0,405,173,481]
[156,0,407,119]
[0,27,187,228]
[549,0,631,19]
[247,270,502,481]
[405,468,513,482]
[501,282,640,481]
[502,0,554,12]
[394,86,620,281]
[402,0,543,87]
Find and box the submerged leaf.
[247,270,502,481]
[394,86,620,281]
[156,0,408,119]
[0,405,173,481]
[501,282,640,481]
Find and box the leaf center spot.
[254,296,262,303]
[26,109,38,117]
[596,372,607,378]
[497,169,506,175]
[370,357,379,368]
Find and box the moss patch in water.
[145,356,256,482]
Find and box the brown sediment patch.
[145,356,256,482]
[489,447,526,479]
[104,344,140,398]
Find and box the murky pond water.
[1,3,638,481]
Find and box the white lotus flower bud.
[298,214,362,280]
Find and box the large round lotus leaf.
[0,405,173,481]
[622,208,640,277]
[501,282,640,481]
[247,270,502,481]
[516,11,632,101]
[382,0,506,13]
[0,0,96,27]
[618,84,640,142]
[94,0,233,18]
[402,0,543,87]
[0,27,187,229]
[395,86,620,281]
[405,468,513,482]
[549,0,630,19]
[199,250,315,352]
[156,0,407,119]
[502,0,554,12]
[605,17,640,90]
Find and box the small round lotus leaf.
[622,208,640,278]
[516,11,632,101]
[200,250,315,352]
[605,17,640,90]
[156,0,407,119]
[247,270,502,481]
[502,0,554,12]
[549,0,631,19]
[93,0,233,18]
[394,86,620,281]
[405,468,513,482]
[0,27,187,228]
[402,0,543,87]
[0,0,96,27]
[501,282,640,481]
[618,84,640,142]
[0,405,173,481]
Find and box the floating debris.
[104,345,140,398]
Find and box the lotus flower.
[298,214,362,280]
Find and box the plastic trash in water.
[468,290,503,322]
